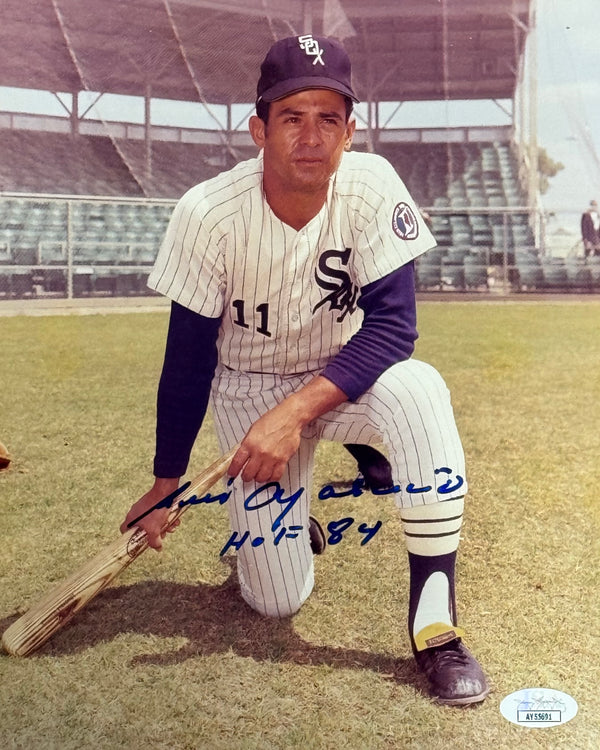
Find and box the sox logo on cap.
[298,34,325,65]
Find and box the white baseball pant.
[211,358,467,618]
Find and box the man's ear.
[249,115,266,149]
[344,118,356,151]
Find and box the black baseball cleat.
[343,443,393,491]
[308,515,326,555]
[414,639,490,706]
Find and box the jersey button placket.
[291,231,311,321]
[273,233,297,370]
[280,231,309,369]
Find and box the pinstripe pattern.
[314,360,466,506]
[148,150,435,375]
[211,359,466,617]
[212,368,317,617]
[148,148,463,619]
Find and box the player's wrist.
[151,476,181,494]
[274,391,312,430]
[286,375,347,426]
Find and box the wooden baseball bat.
[1,446,238,657]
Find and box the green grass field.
[1,300,599,749]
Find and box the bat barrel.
[1,530,146,656]
[2,446,238,657]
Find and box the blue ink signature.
[326,517,382,546]
[126,477,235,528]
[126,468,464,531]
[242,482,305,530]
[127,480,305,532]
[220,524,304,556]
[318,468,464,500]
[219,517,383,556]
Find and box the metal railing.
[1,195,598,300]
[0,193,173,299]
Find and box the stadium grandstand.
[1,0,598,300]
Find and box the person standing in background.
[581,200,600,257]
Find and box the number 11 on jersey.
[232,300,272,337]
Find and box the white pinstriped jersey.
[148,150,436,374]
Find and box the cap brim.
[258,76,359,103]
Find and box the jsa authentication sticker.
[500,688,578,729]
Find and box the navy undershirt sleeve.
[321,261,418,401]
[153,301,221,478]
[154,263,416,473]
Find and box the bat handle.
[161,443,240,527]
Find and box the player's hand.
[120,477,181,551]
[228,376,348,484]
[229,399,304,483]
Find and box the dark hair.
[256,95,354,125]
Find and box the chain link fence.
[3,195,598,300]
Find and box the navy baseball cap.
[256,34,359,104]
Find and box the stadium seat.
[38,241,67,265]
[588,256,600,288]
[0,269,35,298]
[72,267,94,297]
[0,131,143,197]
[40,269,67,294]
[541,259,568,290]
[415,246,445,290]
[441,257,465,291]
[422,247,446,266]
[0,134,535,300]
[431,215,452,245]
[91,269,118,295]
[565,258,592,291]
[445,247,469,264]
[114,271,140,296]
[415,262,442,291]
[463,252,489,290]
[0,271,11,297]
[516,256,544,290]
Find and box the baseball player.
[122,34,489,705]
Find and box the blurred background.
[1,0,599,299]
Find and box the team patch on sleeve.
[392,202,419,240]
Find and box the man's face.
[250,89,355,195]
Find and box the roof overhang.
[0,0,531,104]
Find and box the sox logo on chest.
[230,245,359,340]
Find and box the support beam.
[526,0,538,237]
[70,91,79,136]
[144,84,152,181]
[302,0,313,33]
